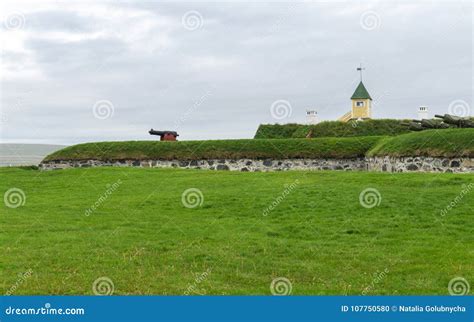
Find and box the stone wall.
[40,157,474,173]
[367,156,474,173]
[40,158,367,172]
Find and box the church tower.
[350,81,372,119]
[338,65,373,122]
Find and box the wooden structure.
[339,65,373,122]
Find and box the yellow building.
[339,81,373,122]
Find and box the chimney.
[418,106,429,119]
[306,110,318,124]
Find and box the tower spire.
[356,63,365,82]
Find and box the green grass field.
[1,167,472,295]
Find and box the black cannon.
[434,114,474,128]
[401,122,424,131]
[402,114,473,131]
[412,119,450,129]
[149,129,179,141]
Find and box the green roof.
[351,81,372,100]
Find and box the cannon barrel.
[149,129,179,136]
[438,123,451,129]
[420,119,438,128]
[434,114,463,125]
[401,121,424,131]
[422,119,452,129]
[435,114,474,128]
[408,119,443,129]
[149,129,165,136]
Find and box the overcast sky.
[0,0,472,144]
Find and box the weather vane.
[356,63,365,82]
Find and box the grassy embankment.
[368,128,474,157]
[43,137,382,161]
[43,129,474,162]
[254,119,410,139]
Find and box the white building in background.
[418,106,429,119]
[306,110,318,124]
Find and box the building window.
[356,101,364,107]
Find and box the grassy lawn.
[0,167,472,295]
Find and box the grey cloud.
[0,1,472,144]
[26,10,97,32]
